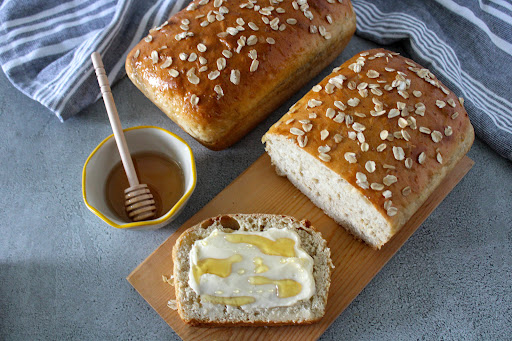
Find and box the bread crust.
[172,213,333,326]
[126,0,356,150]
[263,49,474,248]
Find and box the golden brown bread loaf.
[126,0,356,150]
[263,48,474,249]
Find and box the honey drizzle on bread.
[172,214,333,325]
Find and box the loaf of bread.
[263,49,474,249]
[172,213,333,326]
[126,0,356,150]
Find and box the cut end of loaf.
[265,136,392,249]
[172,214,333,326]
[262,48,475,249]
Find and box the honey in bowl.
[105,152,185,222]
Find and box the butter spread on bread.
[172,214,333,326]
[188,228,315,308]
[126,0,356,150]
[263,48,474,249]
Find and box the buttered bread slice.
[172,214,333,326]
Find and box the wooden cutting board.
[127,153,474,341]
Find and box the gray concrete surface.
[1,37,511,340]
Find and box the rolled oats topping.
[208,70,221,80]
[302,123,313,133]
[383,175,398,186]
[352,122,366,132]
[139,0,356,108]
[431,130,443,143]
[319,153,331,162]
[160,57,173,69]
[377,143,387,152]
[344,152,357,163]
[186,67,200,84]
[290,127,305,136]
[230,69,241,85]
[333,113,345,123]
[365,160,376,173]
[371,183,384,191]
[419,126,431,134]
[418,152,426,164]
[387,206,398,217]
[347,98,360,107]
[298,135,308,148]
[404,158,413,169]
[366,70,379,78]
[151,50,159,64]
[308,99,322,108]
[190,94,199,105]
[168,69,179,77]
[356,172,369,189]
[392,146,405,161]
[436,152,443,164]
[388,108,400,118]
[138,12,465,219]
[250,59,259,72]
[320,130,329,140]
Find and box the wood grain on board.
[127,153,474,341]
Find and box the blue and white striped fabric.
[352,0,512,160]
[0,0,188,121]
[0,0,511,160]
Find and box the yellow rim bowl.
[82,126,196,229]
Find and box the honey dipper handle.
[91,52,139,187]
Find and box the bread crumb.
[162,274,174,286]
[167,299,178,310]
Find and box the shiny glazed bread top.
[264,48,474,226]
[126,0,355,148]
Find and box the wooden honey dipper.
[91,52,156,222]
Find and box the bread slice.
[263,49,474,249]
[172,214,333,326]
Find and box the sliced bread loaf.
[172,214,333,326]
[262,49,474,249]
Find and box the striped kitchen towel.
[0,0,511,160]
[0,0,188,121]
[352,0,512,160]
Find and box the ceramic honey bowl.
[82,126,196,230]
